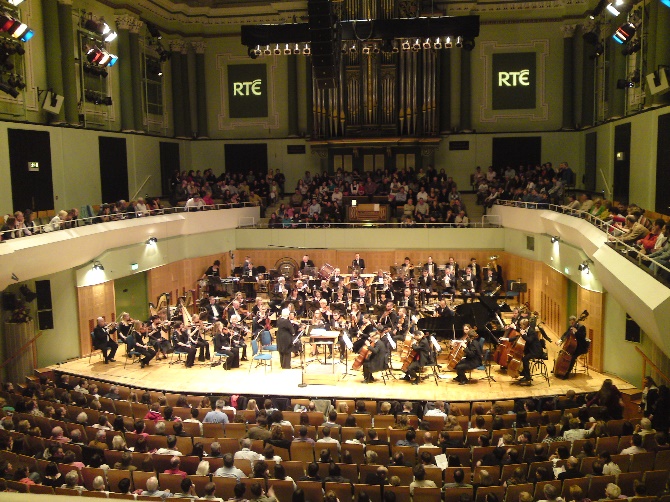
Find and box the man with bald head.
[92,317,118,364]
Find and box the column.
[607,37,626,119]
[439,50,451,133]
[57,0,78,125]
[129,18,145,132]
[581,39,595,127]
[460,49,472,132]
[561,24,576,129]
[653,3,670,106]
[305,59,313,138]
[116,15,136,132]
[287,55,298,137]
[192,41,209,138]
[181,44,192,137]
[41,0,65,123]
[170,40,186,138]
[573,25,585,127]
[450,49,461,131]
[645,0,658,108]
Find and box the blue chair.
[505,279,520,302]
[260,330,277,352]
[211,350,230,369]
[249,338,272,372]
[124,348,141,368]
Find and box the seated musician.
[147,315,171,359]
[457,267,476,302]
[417,269,434,306]
[330,268,344,288]
[481,268,500,296]
[319,299,333,324]
[318,280,332,302]
[252,302,271,337]
[362,330,388,384]
[332,286,347,305]
[226,300,242,320]
[299,255,315,271]
[378,301,399,335]
[192,314,211,362]
[392,308,411,342]
[117,312,133,346]
[295,280,310,299]
[442,265,457,298]
[397,287,416,311]
[352,285,370,309]
[228,315,249,361]
[403,331,432,385]
[92,317,118,364]
[435,299,455,317]
[251,297,265,317]
[127,321,156,368]
[212,321,239,369]
[172,321,197,368]
[206,296,223,323]
[515,318,551,384]
[454,325,483,385]
[555,315,589,379]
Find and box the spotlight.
[349,42,356,53]
[341,42,348,53]
[455,36,463,48]
[663,0,670,7]
[578,261,590,273]
[293,43,300,55]
[7,0,25,5]
[362,44,370,55]
[613,22,635,44]
[263,45,271,55]
[146,237,158,246]
[283,43,291,55]
[412,38,421,51]
[372,44,380,54]
[401,39,410,51]
[463,38,475,51]
[0,15,34,42]
[273,44,281,55]
[422,38,431,49]
[92,261,104,271]
[433,38,442,50]
[147,22,162,40]
[444,36,452,48]
[104,31,117,43]
[551,236,559,243]
[391,41,399,53]
[253,45,262,56]
[302,43,310,55]
[622,39,640,55]
[247,46,258,59]
[606,3,621,15]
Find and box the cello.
[554,311,589,378]
[401,332,424,373]
[445,325,476,370]
[351,338,376,370]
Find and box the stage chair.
[249,338,272,372]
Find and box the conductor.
[276,308,296,369]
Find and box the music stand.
[511,282,527,292]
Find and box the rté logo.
[498,69,530,87]
[233,79,262,96]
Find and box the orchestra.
[92,252,590,392]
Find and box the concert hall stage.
[51,350,634,402]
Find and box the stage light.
[455,36,463,48]
[147,22,162,39]
[444,36,452,48]
[293,43,300,54]
[92,261,104,271]
[273,44,281,55]
[302,43,310,55]
[372,44,380,54]
[146,237,158,246]
[263,45,271,55]
[412,38,421,51]
[391,41,399,53]
[606,3,620,15]
[662,0,670,7]
[578,261,590,273]
[613,22,635,44]
[341,42,348,53]
[101,22,111,35]
[283,43,291,55]
[104,31,117,43]
[463,38,475,51]
[551,236,560,243]
[7,0,25,5]
[362,44,370,55]
[19,29,33,42]
[433,38,442,50]
[617,79,634,88]
[349,42,356,53]
[423,38,431,49]
[401,39,410,51]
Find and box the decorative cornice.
[191,40,206,54]
[57,0,74,6]
[169,39,187,53]
[560,23,577,38]
[116,14,141,31]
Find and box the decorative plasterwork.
[479,39,550,123]
[191,41,207,54]
[216,53,280,131]
[560,24,577,38]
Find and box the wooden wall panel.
[577,287,604,372]
[77,282,116,356]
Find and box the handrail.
[0,330,44,371]
[494,200,670,278]
[253,221,498,229]
[635,346,670,385]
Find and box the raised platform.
[51,348,634,402]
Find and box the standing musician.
[299,255,315,271]
[469,258,482,289]
[397,287,416,311]
[424,256,437,277]
[228,315,249,361]
[513,318,551,384]
[454,325,483,385]
[212,321,239,369]
[330,310,348,360]
[443,265,457,297]
[362,330,388,383]
[457,267,476,302]
[481,268,500,296]
[446,257,460,276]
[400,257,415,278]
[417,269,434,306]
[276,308,296,369]
[93,317,118,364]
[352,253,366,272]
[206,296,223,323]
[403,331,431,385]
[202,260,221,296]
[173,321,197,368]
[127,320,156,368]
[555,315,589,378]
[242,256,254,277]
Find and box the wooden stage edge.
[50,352,635,403]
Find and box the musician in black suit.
[127,322,156,368]
[299,255,315,271]
[457,267,476,302]
[330,268,344,288]
[352,253,366,272]
[403,331,432,385]
[212,322,239,369]
[396,288,416,311]
[517,318,552,383]
[442,266,457,297]
[417,269,434,306]
[423,256,437,277]
[228,315,248,360]
[362,331,388,383]
[276,308,296,369]
[454,325,483,384]
[93,317,118,364]
[378,301,399,334]
[555,315,589,379]
[206,296,223,323]
[469,258,482,289]
[242,256,254,277]
[173,322,197,368]
[481,268,500,296]
[192,314,211,362]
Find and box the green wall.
[114,272,148,322]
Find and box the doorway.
[99,136,129,203]
[613,123,631,203]
[160,142,180,195]
[8,129,55,211]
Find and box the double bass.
[554,311,589,378]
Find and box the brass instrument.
[104,321,117,330]
[487,255,499,270]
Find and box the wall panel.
[577,287,604,372]
[77,282,116,355]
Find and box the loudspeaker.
[308,0,339,90]
[38,310,54,330]
[36,280,52,310]
[625,314,641,343]
[646,68,670,96]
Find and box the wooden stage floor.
[52,347,634,402]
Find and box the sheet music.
[385,333,396,350]
[341,332,353,351]
[430,335,441,353]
